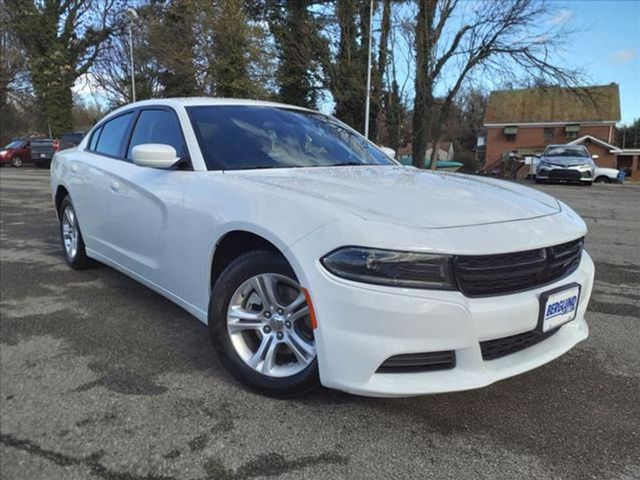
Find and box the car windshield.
[3,140,24,149]
[187,106,395,170]
[544,146,589,158]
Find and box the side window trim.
[89,126,103,151]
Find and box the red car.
[0,139,30,167]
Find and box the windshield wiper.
[327,162,370,167]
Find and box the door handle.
[71,165,78,173]
[110,180,120,192]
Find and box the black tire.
[594,176,611,184]
[535,178,545,184]
[11,156,23,167]
[209,251,319,398]
[58,196,91,270]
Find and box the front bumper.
[305,250,594,397]
[537,166,594,182]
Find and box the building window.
[565,124,580,139]
[544,127,554,142]
[504,126,517,141]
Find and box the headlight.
[0,150,6,156]
[320,247,455,289]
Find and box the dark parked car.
[59,132,85,150]
[0,139,30,167]
[30,138,60,168]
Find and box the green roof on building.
[484,84,620,124]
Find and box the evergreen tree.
[4,0,116,137]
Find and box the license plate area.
[538,283,581,333]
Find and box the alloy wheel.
[226,273,316,378]
[61,205,79,260]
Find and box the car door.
[104,107,191,291]
[69,112,136,257]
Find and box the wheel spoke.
[260,339,279,375]
[64,207,74,227]
[227,307,263,333]
[285,292,306,313]
[289,306,309,323]
[252,274,282,308]
[228,306,262,321]
[248,335,273,369]
[284,332,315,366]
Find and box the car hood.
[224,165,561,229]
[540,156,593,166]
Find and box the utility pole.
[127,8,139,103]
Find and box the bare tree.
[412,0,582,169]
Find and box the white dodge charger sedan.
[50,98,594,397]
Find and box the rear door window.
[127,109,186,160]
[95,112,135,158]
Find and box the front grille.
[376,350,456,373]
[453,238,583,297]
[480,328,560,361]
[549,169,581,180]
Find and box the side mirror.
[380,146,396,159]
[132,144,179,169]
[592,154,599,160]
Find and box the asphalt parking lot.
[1,167,639,480]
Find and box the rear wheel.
[209,251,319,397]
[59,196,90,270]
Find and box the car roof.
[112,97,316,115]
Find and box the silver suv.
[535,145,595,186]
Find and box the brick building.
[483,84,621,171]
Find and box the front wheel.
[594,176,611,184]
[209,251,319,397]
[58,196,91,270]
[11,157,23,167]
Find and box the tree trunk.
[412,0,428,167]
[429,137,440,170]
[412,0,437,168]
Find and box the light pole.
[364,0,374,139]
[126,8,139,103]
